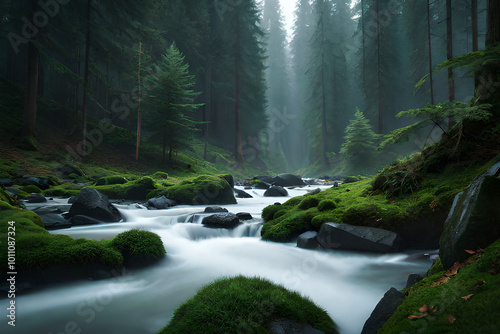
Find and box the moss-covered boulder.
[158,276,338,334]
[440,162,500,268]
[95,175,129,186]
[152,175,236,205]
[378,239,500,333]
[92,176,156,200]
[111,229,166,267]
[1,187,18,207]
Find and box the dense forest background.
[0,0,491,175]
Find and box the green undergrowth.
[158,276,338,334]
[261,156,495,243]
[380,239,500,333]
[0,197,165,272]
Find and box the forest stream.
[2,187,433,334]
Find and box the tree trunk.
[486,0,500,46]
[427,0,435,105]
[81,0,91,155]
[234,55,245,164]
[361,0,366,84]
[136,42,142,161]
[321,55,329,167]
[162,127,166,163]
[203,59,212,160]
[446,0,455,102]
[376,0,383,134]
[23,41,39,137]
[471,0,478,51]
[72,45,80,134]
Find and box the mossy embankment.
[261,152,499,247]
[379,239,500,333]
[0,188,165,287]
[158,276,338,334]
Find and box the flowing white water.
[3,187,432,334]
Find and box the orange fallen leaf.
[461,294,473,300]
[408,314,426,320]
[448,314,457,323]
[418,304,428,313]
[464,249,476,255]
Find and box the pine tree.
[340,108,379,170]
[143,45,202,162]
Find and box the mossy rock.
[111,229,165,266]
[1,187,18,207]
[44,183,83,197]
[158,276,338,334]
[261,210,317,242]
[92,176,156,200]
[95,175,129,186]
[262,204,284,222]
[153,172,169,179]
[152,175,236,205]
[298,196,320,210]
[380,239,500,333]
[0,207,122,270]
[21,184,43,194]
[318,199,337,211]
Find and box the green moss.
[262,204,284,222]
[92,176,156,200]
[0,207,123,270]
[261,210,317,242]
[158,276,338,334]
[298,196,320,210]
[111,229,166,260]
[95,175,129,186]
[21,184,43,194]
[44,183,83,197]
[380,239,500,333]
[153,171,169,179]
[318,199,337,211]
[1,187,18,207]
[151,175,236,205]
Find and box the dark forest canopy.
[0,0,497,175]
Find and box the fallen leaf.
[464,249,476,255]
[461,294,473,300]
[447,314,457,323]
[418,304,428,313]
[408,314,426,320]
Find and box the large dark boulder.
[204,206,228,213]
[40,214,72,230]
[68,188,122,222]
[26,193,47,203]
[361,287,405,334]
[202,213,241,229]
[234,188,253,198]
[20,177,50,190]
[273,174,305,187]
[264,186,288,197]
[297,231,319,249]
[146,196,177,210]
[317,222,400,253]
[267,318,325,334]
[439,161,500,268]
[70,215,104,226]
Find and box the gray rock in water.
[267,318,325,334]
[26,193,47,203]
[204,206,228,213]
[405,273,424,289]
[147,195,177,210]
[236,212,253,220]
[234,188,253,198]
[297,231,319,249]
[70,215,104,226]
[361,287,405,334]
[439,161,500,268]
[264,186,288,197]
[273,174,306,187]
[317,222,400,253]
[68,188,122,222]
[202,213,241,229]
[41,214,72,230]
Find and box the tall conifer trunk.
[427,0,435,105]
[446,0,455,102]
[23,40,38,137]
[81,0,91,155]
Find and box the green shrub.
[158,276,338,334]
[111,229,166,260]
[318,199,337,211]
[298,196,319,210]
